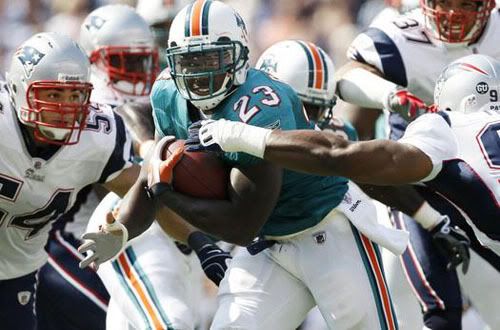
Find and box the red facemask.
[420,0,495,43]
[24,81,93,145]
[90,46,159,96]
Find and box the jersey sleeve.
[347,25,408,87]
[98,110,134,183]
[398,113,458,182]
[151,73,179,139]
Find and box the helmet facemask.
[421,0,495,43]
[166,39,248,111]
[90,46,159,96]
[23,81,93,145]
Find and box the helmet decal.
[84,15,107,32]
[15,46,45,78]
[184,0,213,37]
[296,40,328,90]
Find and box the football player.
[193,54,500,330]
[38,5,224,330]
[79,1,408,329]
[0,32,140,330]
[255,39,358,141]
[339,1,500,328]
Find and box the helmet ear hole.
[170,41,177,47]
[217,36,230,42]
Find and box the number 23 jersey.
[152,68,348,237]
[0,84,133,279]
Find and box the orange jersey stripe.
[118,254,164,330]
[361,234,397,330]
[307,42,324,90]
[191,0,204,36]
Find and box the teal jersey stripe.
[350,224,389,330]
[125,248,174,330]
[112,258,152,329]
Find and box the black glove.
[430,216,471,274]
[185,120,223,153]
[188,231,232,286]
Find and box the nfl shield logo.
[313,231,326,245]
[17,291,31,306]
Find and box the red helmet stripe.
[460,63,489,76]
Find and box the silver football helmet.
[6,32,92,145]
[80,4,159,96]
[434,54,500,113]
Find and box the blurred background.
[0,0,419,76]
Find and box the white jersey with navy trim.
[400,111,500,253]
[348,8,500,104]
[0,84,132,279]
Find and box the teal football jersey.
[152,68,348,236]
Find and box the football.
[163,139,229,199]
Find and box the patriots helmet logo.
[85,15,107,32]
[16,46,45,78]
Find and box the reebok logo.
[349,200,361,212]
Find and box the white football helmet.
[256,40,336,111]
[166,0,250,111]
[420,0,495,43]
[434,54,500,113]
[80,4,159,96]
[6,32,92,145]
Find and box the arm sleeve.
[98,111,134,183]
[398,113,458,182]
[347,27,407,87]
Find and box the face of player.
[175,49,233,97]
[304,103,324,123]
[30,87,89,142]
[432,0,481,40]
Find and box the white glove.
[199,119,271,158]
[78,211,128,270]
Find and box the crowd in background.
[0,0,420,76]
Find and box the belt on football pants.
[246,237,277,255]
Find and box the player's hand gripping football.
[78,208,128,271]
[385,87,435,121]
[185,120,223,153]
[146,135,183,198]
[430,215,471,274]
[188,231,232,286]
[185,119,248,153]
